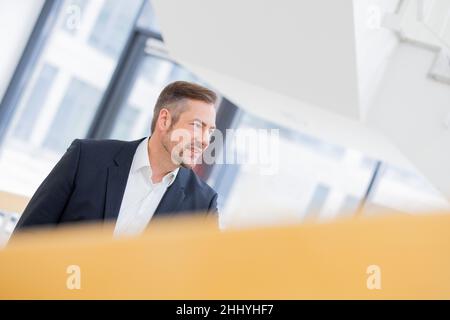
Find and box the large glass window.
[43,78,102,152]
[88,0,143,58]
[366,164,450,215]
[11,64,58,141]
[0,0,144,197]
[217,111,450,228]
[219,112,378,227]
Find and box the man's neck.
[147,135,178,183]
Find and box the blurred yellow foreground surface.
[1,213,450,299]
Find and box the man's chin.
[179,157,201,169]
[179,161,193,169]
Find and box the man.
[13,81,219,237]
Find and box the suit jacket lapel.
[153,167,189,217]
[104,138,145,222]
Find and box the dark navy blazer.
[14,138,218,232]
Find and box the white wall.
[352,0,400,120]
[367,42,450,197]
[153,0,361,119]
[0,0,45,101]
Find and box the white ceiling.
[153,0,361,119]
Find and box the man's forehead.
[181,100,216,123]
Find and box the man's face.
[162,99,216,168]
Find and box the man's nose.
[201,129,212,149]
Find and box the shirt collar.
[132,137,179,187]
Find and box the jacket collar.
[104,138,191,221]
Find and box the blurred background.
[0,0,449,245]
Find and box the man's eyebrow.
[193,118,216,129]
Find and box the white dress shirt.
[114,137,179,237]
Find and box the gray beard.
[162,134,190,168]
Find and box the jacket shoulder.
[72,138,142,165]
[76,138,131,149]
[184,169,217,197]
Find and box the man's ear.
[157,108,172,131]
